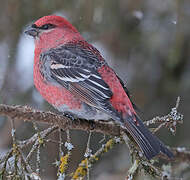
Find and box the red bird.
[25,15,173,160]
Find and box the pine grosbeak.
[25,15,173,160]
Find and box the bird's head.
[25,15,82,47]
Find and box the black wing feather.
[39,43,119,120]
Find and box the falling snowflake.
[57,173,65,180]
[64,142,74,151]
[84,149,92,158]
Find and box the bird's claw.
[89,120,95,130]
[63,112,75,121]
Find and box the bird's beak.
[24,25,39,37]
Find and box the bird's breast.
[33,55,82,110]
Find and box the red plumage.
[25,15,173,160]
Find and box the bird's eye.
[40,24,56,30]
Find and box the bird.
[25,15,173,160]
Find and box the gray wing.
[39,43,119,118]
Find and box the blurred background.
[0,0,190,179]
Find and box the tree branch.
[0,101,189,179]
[0,104,122,136]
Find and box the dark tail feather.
[124,115,174,160]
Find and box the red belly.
[33,64,81,110]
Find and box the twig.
[0,150,13,177]
[18,125,58,148]
[57,129,74,179]
[145,97,183,135]
[36,145,41,175]
[141,161,162,178]
[25,126,58,164]
[72,137,121,179]
[18,148,33,174]
[126,159,140,180]
[85,132,92,180]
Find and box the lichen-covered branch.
[0,104,121,136]
[72,137,121,179]
[0,125,58,179]
[144,97,183,135]
[126,159,140,180]
[0,98,189,179]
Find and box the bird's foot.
[63,112,75,121]
[88,120,95,130]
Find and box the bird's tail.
[123,115,173,160]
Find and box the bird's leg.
[88,120,95,130]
